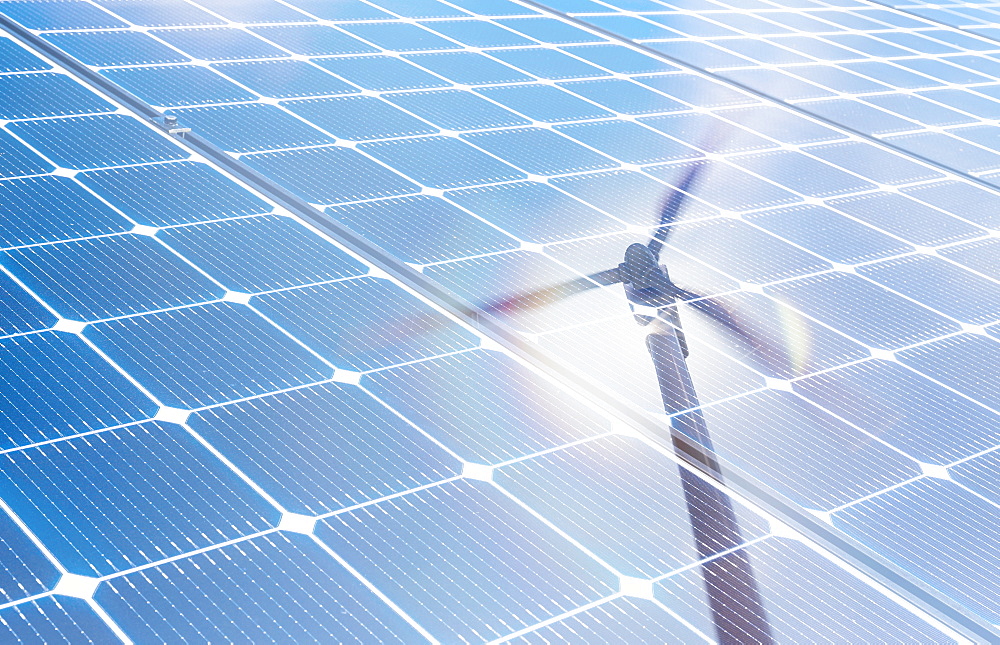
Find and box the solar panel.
[0,0,996,641]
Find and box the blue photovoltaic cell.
[512,597,703,643]
[0,175,132,247]
[901,180,1000,230]
[252,277,479,370]
[157,215,366,293]
[100,64,257,107]
[586,14,684,40]
[862,93,977,127]
[841,62,941,91]
[94,0,225,27]
[85,302,332,408]
[722,68,834,102]
[316,480,618,643]
[797,99,920,136]
[212,59,358,99]
[312,55,451,91]
[0,421,278,577]
[834,479,999,623]
[562,43,680,74]
[0,129,54,178]
[746,205,914,265]
[897,58,990,85]
[786,65,892,94]
[339,21,463,52]
[0,272,54,336]
[495,435,768,578]
[559,78,689,115]
[794,358,1000,464]
[41,30,189,66]
[951,451,1000,504]
[717,104,847,144]
[858,254,1000,326]
[939,238,1000,281]
[0,72,112,119]
[421,19,535,48]
[717,38,813,65]
[359,135,526,188]
[247,24,378,56]
[97,533,425,643]
[449,181,624,242]
[648,40,755,70]
[1,234,223,321]
[646,160,800,212]
[0,0,125,30]
[555,119,703,165]
[383,89,530,131]
[326,195,519,264]
[78,161,271,226]
[280,0,392,20]
[188,0,311,23]
[700,390,920,509]
[171,104,334,153]
[150,27,289,61]
[364,349,609,463]
[897,333,999,410]
[730,150,877,198]
[489,47,613,79]
[657,537,947,643]
[366,0,469,18]
[886,131,1000,175]
[0,37,49,72]
[917,88,1000,120]
[404,51,533,85]
[446,0,533,15]
[8,114,187,170]
[639,112,777,153]
[0,597,119,643]
[803,140,945,186]
[0,509,59,603]
[829,191,986,247]
[767,272,962,350]
[462,127,618,175]
[189,382,462,515]
[282,95,437,140]
[242,145,418,203]
[476,83,614,122]
[648,13,740,37]
[497,16,606,43]
[0,331,156,450]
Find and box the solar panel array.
[0,0,996,641]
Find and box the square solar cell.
[638,112,777,153]
[795,359,1000,464]
[42,30,188,66]
[496,16,607,43]
[646,160,801,211]
[171,103,335,152]
[98,533,425,643]
[698,390,920,509]
[86,302,333,407]
[1,234,224,321]
[488,47,611,79]
[896,58,992,85]
[100,64,256,107]
[338,21,464,51]
[282,95,436,140]
[420,19,535,47]
[0,38,49,73]
[0,73,113,119]
[0,598,119,644]
[365,0,469,17]
[280,0,391,20]
[886,131,1000,175]
[326,195,520,264]
[542,0,611,10]
[746,204,913,264]
[496,435,768,577]
[517,598,702,643]
[841,61,942,90]
[948,124,1000,155]
[715,38,813,65]
[0,129,54,178]
[78,161,271,226]
[0,0,126,29]
[462,127,619,175]
[313,55,451,91]
[0,331,156,449]
[555,120,703,165]
[586,15,684,40]
[804,140,945,186]
[943,54,1000,78]
[784,65,892,94]
[359,135,526,188]
[860,93,976,127]
[561,43,680,74]
[150,27,289,60]
[858,254,1000,326]
[716,104,846,144]
[0,175,131,247]
[951,451,1000,504]
[0,511,59,604]
[253,277,479,370]
[8,114,187,169]
[157,214,367,292]
[384,89,530,131]
[189,383,462,515]
[798,99,920,136]
[316,480,617,642]
[635,73,757,107]
[898,333,999,410]
[811,10,888,30]
[476,83,614,122]
[902,180,1000,230]
[766,271,961,349]
[925,28,998,51]
[923,88,1000,120]
[447,180,623,242]
[767,35,863,60]
[445,0,536,14]
[646,13,740,37]
[828,192,986,246]
[559,78,689,114]
[938,238,1000,280]
[646,41,754,70]
[821,33,913,57]
[212,59,357,98]
[707,11,793,34]
[720,68,835,102]
[403,51,532,85]
[242,145,418,203]
[95,0,225,26]
[876,32,960,55]
[188,0,311,23]
[0,421,278,577]
[247,24,378,56]
[0,270,54,337]
[731,149,877,198]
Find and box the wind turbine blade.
[477,267,622,317]
[647,161,708,260]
